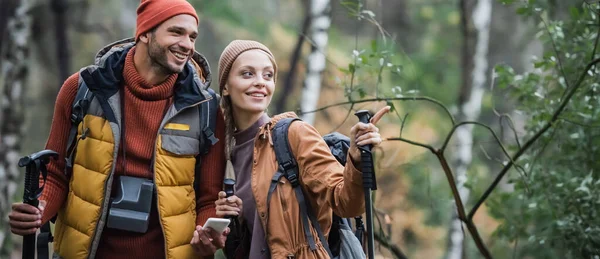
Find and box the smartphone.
[202,218,231,234]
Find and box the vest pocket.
[161,134,200,156]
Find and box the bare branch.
[539,16,571,93]
[374,231,408,259]
[330,104,355,132]
[434,151,491,257]
[559,117,600,128]
[526,122,561,177]
[499,114,522,149]
[298,97,456,125]
[478,145,530,193]
[489,68,522,149]
[590,2,600,60]
[440,122,517,174]
[399,113,409,137]
[386,137,436,153]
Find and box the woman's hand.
[190,224,229,256]
[215,191,243,218]
[348,106,391,165]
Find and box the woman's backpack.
[269,118,366,259]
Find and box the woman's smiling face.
[224,50,276,117]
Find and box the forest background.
[0,0,599,258]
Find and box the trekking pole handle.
[19,150,58,205]
[223,178,236,220]
[223,179,235,199]
[354,110,377,190]
[354,110,373,152]
[18,149,58,259]
[223,178,240,236]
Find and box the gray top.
[231,114,271,258]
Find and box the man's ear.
[139,32,150,44]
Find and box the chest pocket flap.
[161,134,200,156]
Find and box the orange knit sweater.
[40,49,225,258]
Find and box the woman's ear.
[222,86,230,96]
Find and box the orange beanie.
[135,0,199,40]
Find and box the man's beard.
[147,36,185,75]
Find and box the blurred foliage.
[329,0,600,258]
[489,0,600,258]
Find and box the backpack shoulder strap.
[65,79,94,169]
[194,89,220,200]
[198,88,219,154]
[272,118,301,185]
[40,78,93,257]
[270,118,333,257]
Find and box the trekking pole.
[354,110,377,259]
[223,178,239,233]
[18,150,58,259]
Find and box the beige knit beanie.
[218,40,277,94]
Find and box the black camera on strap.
[106,176,154,233]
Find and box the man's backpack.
[270,118,366,259]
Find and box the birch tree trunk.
[0,0,33,255]
[446,0,492,258]
[300,0,331,125]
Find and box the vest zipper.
[88,122,121,259]
[152,98,210,258]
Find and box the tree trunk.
[299,0,331,125]
[0,0,34,256]
[0,0,19,54]
[52,0,71,84]
[274,0,310,114]
[446,0,492,259]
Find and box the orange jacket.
[251,112,365,258]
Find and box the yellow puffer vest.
[51,39,217,259]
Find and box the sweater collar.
[234,113,270,145]
[80,38,214,111]
[122,48,176,101]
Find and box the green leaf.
[569,7,580,18]
[360,54,369,64]
[371,40,378,52]
[516,7,529,15]
[386,101,396,113]
[534,61,546,68]
[357,88,366,98]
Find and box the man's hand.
[190,225,229,256]
[8,200,46,236]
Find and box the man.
[8,0,226,258]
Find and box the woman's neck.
[233,110,265,132]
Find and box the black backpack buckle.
[70,99,89,124]
[203,127,219,145]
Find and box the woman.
[196,40,389,258]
